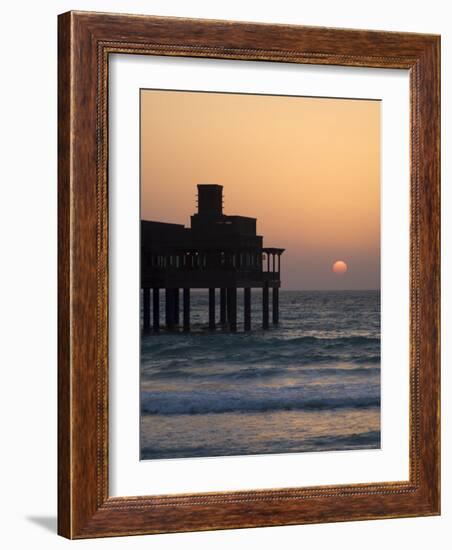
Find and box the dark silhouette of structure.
[141,184,285,332]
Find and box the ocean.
[140,290,380,460]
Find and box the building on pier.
[141,184,285,332]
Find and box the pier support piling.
[174,288,180,325]
[209,288,216,330]
[272,287,279,325]
[227,287,237,332]
[244,288,251,331]
[262,284,269,329]
[143,288,150,330]
[165,288,175,330]
[152,288,160,332]
[183,288,190,332]
[220,288,227,324]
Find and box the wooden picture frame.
[58,11,440,538]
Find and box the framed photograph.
[58,11,440,538]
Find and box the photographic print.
[58,13,440,536]
[140,89,381,460]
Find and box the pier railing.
[141,247,284,332]
[141,267,280,290]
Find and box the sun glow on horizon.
[141,89,380,290]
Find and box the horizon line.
[186,288,381,292]
[281,289,380,292]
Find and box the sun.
[332,260,348,274]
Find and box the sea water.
[140,290,380,460]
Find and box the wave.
[141,387,380,416]
[143,363,380,382]
[275,335,379,345]
[141,430,381,460]
[144,334,379,351]
[141,334,380,368]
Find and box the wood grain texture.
[57,11,440,539]
[57,10,72,538]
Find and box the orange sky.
[141,89,380,290]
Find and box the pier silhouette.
[141,184,285,332]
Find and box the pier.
[141,184,285,332]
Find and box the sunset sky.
[141,89,380,290]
